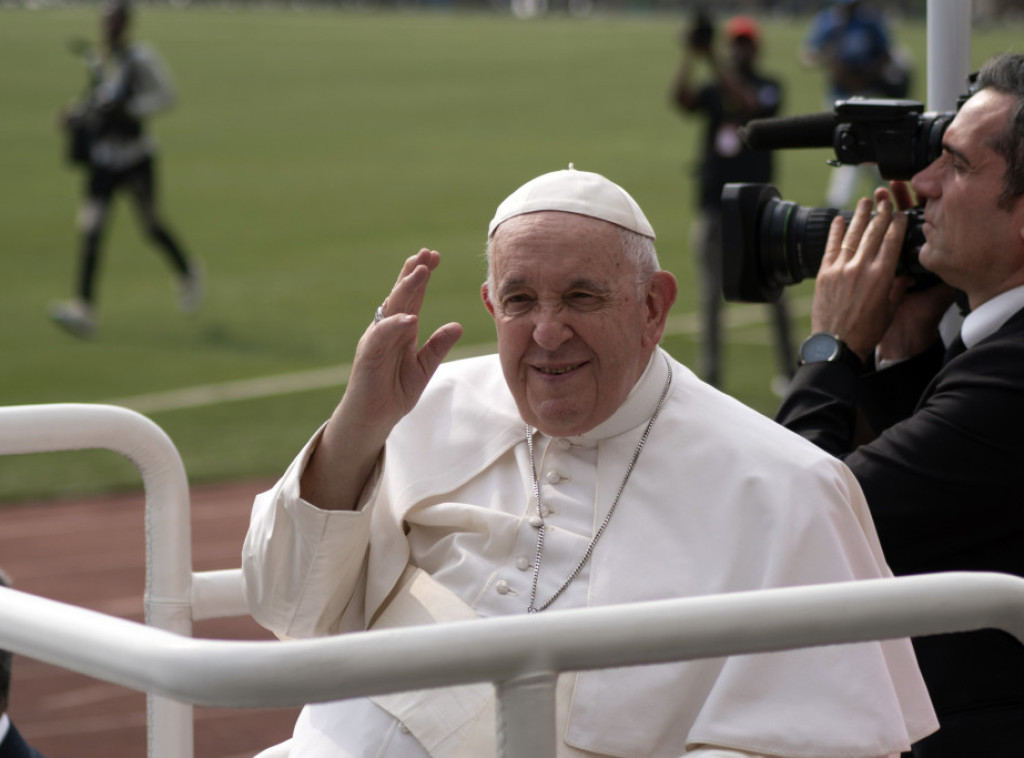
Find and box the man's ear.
[642,271,678,348]
[481,282,497,317]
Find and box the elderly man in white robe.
[242,166,938,758]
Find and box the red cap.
[725,15,761,43]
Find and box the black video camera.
[721,86,977,303]
[739,97,959,181]
[721,183,929,303]
[684,8,713,51]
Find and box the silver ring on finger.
[373,305,385,325]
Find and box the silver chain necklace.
[525,354,673,613]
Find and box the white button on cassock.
[495,579,512,595]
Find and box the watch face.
[801,333,840,363]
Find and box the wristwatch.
[797,332,864,372]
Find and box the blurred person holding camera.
[51,0,201,338]
[0,570,45,758]
[672,12,794,394]
[776,52,1024,756]
[801,0,907,209]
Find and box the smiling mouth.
[535,363,584,375]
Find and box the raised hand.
[345,249,463,432]
[300,248,463,511]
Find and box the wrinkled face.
[482,211,674,438]
[911,89,1024,309]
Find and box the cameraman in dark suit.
[775,53,1024,757]
[0,571,45,758]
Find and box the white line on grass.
[107,297,812,415]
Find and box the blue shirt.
[805,6,891,101]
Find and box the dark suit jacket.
[0,721,44,758]
[776,307,1024,755]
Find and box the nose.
[911,157,940,200]
[532,306,573,351]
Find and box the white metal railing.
[0,403,198,757]
[4,396,1024,757]
[3,569,1024,757]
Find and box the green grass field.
[0,5,1020,501]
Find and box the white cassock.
[243,349,938,758]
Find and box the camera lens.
[759,200,838,291]
[721,183,932,303]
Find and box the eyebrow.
[564,277,612,294]
[942,141,972,168]
[496,277,528,300]
[496,276,612,299]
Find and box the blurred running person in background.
[52,0,201,338]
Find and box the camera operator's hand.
[686,11,714,54]
[810,188,909,363]
[876,278,956,363]
[875,181,956,363]
[672,23,713,111]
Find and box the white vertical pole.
[495,673,558,758]
[0,404,195,758]
[926,0,972,111]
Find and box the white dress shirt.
[960,284,1024,348]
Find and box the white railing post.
[495,672,558,758]
[190,568,247,621]
[927,0,972,111]
[0,404,194,758]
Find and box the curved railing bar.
[5,405,1024,757]
[2,571,1024,710]
[0,403,193,758]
